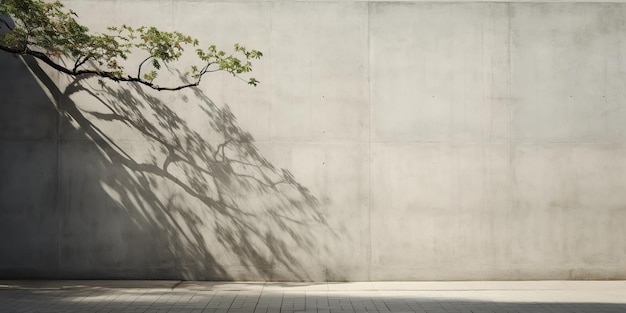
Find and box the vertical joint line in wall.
[268,1,276,274]
[366,1,372,281]
[603,5,608,138]
[171,0,180,278]
[55,62,62,279]
[506,1,514,280]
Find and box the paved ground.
[1,281,625,313]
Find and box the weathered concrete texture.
[1,1,626,281]
[510,3,626,142]
[370,2,510,143]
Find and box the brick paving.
[0,281,625,313]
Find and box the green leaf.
[248,77,259,86]
[143,70,157,82]
[152,58,161,70]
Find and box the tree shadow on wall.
[19,55,337,281]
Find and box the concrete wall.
[1,0,626,281]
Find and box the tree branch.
[0,44,203,91]
[73,55,90,71]
[137,55,152,78]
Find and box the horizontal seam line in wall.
[367,141,626,144]
[38,139,626,145]
[13,138,626,144]
[141,0,626,3]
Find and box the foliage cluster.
[0,0,262,90]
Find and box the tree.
[0,0,262,91]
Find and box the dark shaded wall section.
[0,52,332,280]
[0,53,184,279]
[0,53,59,278]
[0,53,183,279]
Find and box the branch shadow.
[5,54,338,281]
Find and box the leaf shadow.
[20,55,339,281]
